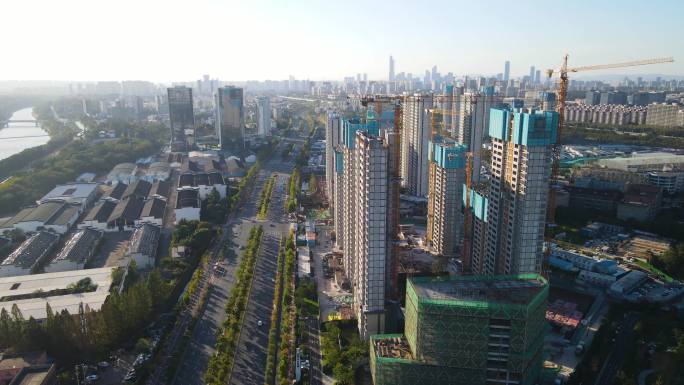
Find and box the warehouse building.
[128,224,160,268]
[45,228,103,273]
[0,232,60,277]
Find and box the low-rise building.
[136,198,166,226]
[44,229,103,273]
[148,180,171,200]
[121,180,152,201]
[0,352,52,385]
[617,184,662,222]
[609,270,648,296]
[37,183,99,209]
[0,267,114,320]
[105,163,137,184]
[102,182,128,202]
[0,202,79,235]
[178,171,227,199]
[0,232,60,277]
[107,196,144,231]
[175,189,201,223]
[142,162,170,182]
[79,201,116,231]
[567,186,621,213]
[128,224,160,268]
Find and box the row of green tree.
[285,169,300,213]
[257,175,276,219]
[231,161,260,208]
[276,233,297,385]
[264,238,286,385]
[204,226,264,385]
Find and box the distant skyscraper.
[389,56,395,82]
[256,96,271,136]
[426,137,467,257]
[167,86,195,150]
[431,65,438,82]
[504,60,511,82]
[457,86,502,183]
[215,86,244,151]
[401,94,433,196]
[465,107,558,275]
[529,65,535,81]
[534,69,541,85]
[370,274,548,385]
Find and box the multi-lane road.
[166,140,300,385]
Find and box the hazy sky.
[2,0,682,82]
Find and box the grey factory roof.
[0,208,36,228]
[104,182,128,200]
[149,180,170,199]
[129,224,160,257]
[44,204,79,226]
[176,189,200,209]
[121,180,152,200]
[2,232,60,268]
[141,198,166,219]
[84,201,116,223]
[21,201,66,223]
[107,197,144,223]
[178,172,225,188]
[148,162,170,174]
[52,228,102,263]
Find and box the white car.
[257,320,263,326]
[85,374,99,382]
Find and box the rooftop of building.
[121,180,152,200]
[370,335,413,360]
[21,201,67,223]
[104,182,128,200]
[149,180,170,199]
[176,189,199,209]
[0,267,113,320]
[9,364,54,385]
[107,196,144,223]
[38,183,98,203]
[129,224,160,256]
[0,351,49,371]
[44,204,79,226]
[84,200,116,223]
[408,274,547,306]
[2,232,60,268]
[141,198,166,219]
[52,228,102,263]
[623,184,662,205]
[107,162,136,176]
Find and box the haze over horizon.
[2,0,683,82]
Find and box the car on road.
[123,370,137,383]
[257,320,263,326]
[97,361,109,370]
[85,374,99,382]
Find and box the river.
[0,107,50,160]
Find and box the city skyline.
[2,0,683,82]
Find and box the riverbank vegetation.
[0,138,157,214]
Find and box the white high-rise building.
[504,60,511,82]
[335,115,391,340]
[465,107,557,275]
[256,96,271,136]
[401,94,433,196]
[326,112,342,216]
[457,86,503,183]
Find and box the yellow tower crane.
[545,55,674,224]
